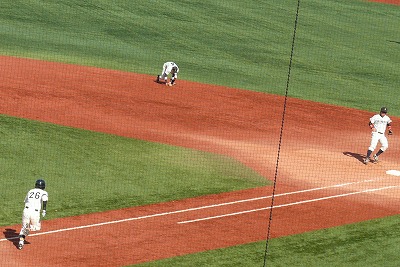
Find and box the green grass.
[289,0,400,112]
[0,0,399,114]
[134,214,400,267]
[0,115,268,226]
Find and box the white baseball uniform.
[19,188,48,236]
[158,62,179,84]
[368,113,392,151]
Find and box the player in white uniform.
[364,107,393,164]
[18,179,48,250]
[156,61,179,86]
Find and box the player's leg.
[30,212,42,231]
[374,136,388,163]
[170,72,178,85]
[157,63,170,83]
[18,225,28,250]
[18,210,30,250]
[158,72,168,83]
[365,133,379,164]
[164,64,173,83]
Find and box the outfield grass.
[0,115,268,226]
[289,0,400,112]
[0,0,399,114]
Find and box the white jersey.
[24,188,48,211]
[163,62,179,75]
[370,114,391,134]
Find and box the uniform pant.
[368,132,388,152]
[19,206,41,237]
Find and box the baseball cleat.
[18,241,24,250]
[363,158,370,165]
[373,155,379,163]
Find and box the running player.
[18,179,48,250]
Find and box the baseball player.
[18,179,48,250]
[364,107,393,164]
[156,61,179,86]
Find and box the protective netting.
[0,1,399,266]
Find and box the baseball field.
[0,0,399,266]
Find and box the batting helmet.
[380,107,388,113]
[35,179,46,190]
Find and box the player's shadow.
[343,151,365,163]
[3,229,20,249]
[2,229,30,249]
[154,79,167,85]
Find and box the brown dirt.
[0,53,399,266]
[368,0,400,5]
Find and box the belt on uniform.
[377,132,384,134]
[25,206,39,212]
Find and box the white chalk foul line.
[1,210,187,242]
[0,179,387,242]
[386,170,400,176]
[177,185,399,224]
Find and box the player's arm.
[388,122,393,135]
[369,122,376,131]
[42,200,47,217]
[41,193,48,217]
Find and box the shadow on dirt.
[343,151,365,164]
[3,228,31,250]
[3,229,20,249]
